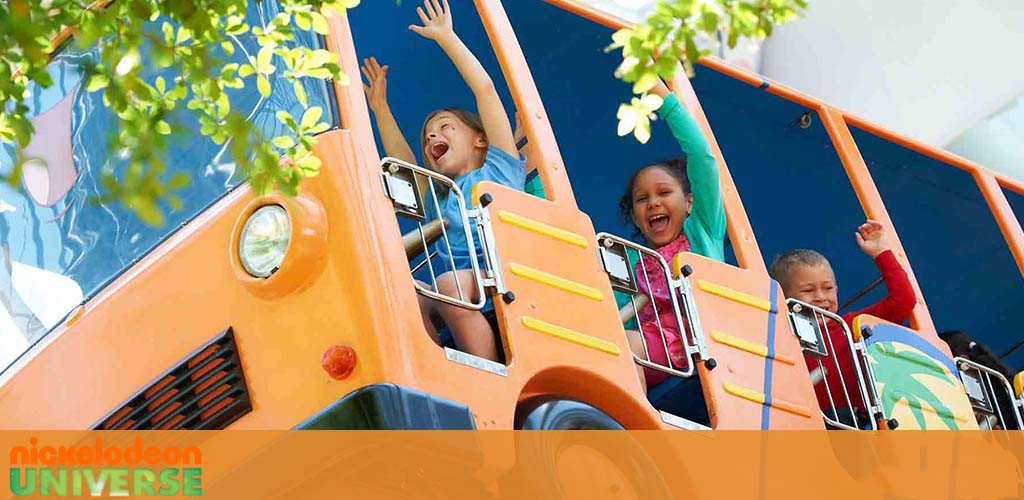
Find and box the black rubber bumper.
[294,383,476,430]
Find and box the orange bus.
[1,0,1022,435]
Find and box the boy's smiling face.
[782,263,839,313]
[630,166,692,248]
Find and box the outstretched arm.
[362,57,416,164]
[409,0,517,157]
[653,77,725,253]
[850,220,917,322]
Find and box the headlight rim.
[238,204,292,279]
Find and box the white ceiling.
[759,0,1024,148]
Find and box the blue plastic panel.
[851,127,1024,372]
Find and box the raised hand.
[408,0,454,42]
[855,219,891,258]
[360,57,390,113]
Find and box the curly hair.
[618,158,690,241]
[939,331,1012,377]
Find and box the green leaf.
[308,49,334,68]
[699,11,719,33]
[307,123,330,134]
[311,13,330,34]
[132,196,164,227]
[257,47,275,73]
[176,27,192,45]
[640,94,663,111]
[272,136,296,149]
[295,154,322,176]
[616,104,637,137]
[685,36,700,65]
[633,116,652,144]
[167,195,183,212]
[257,75,272,97]
[155,121,171,135]
[294,80,308,107]
[168,173,191,190]
[632,72,659,94]
[610,28,632,49]
[304,68,333,79]
[335,69,350,86]
[155,76,166,94]
[300,106,323,130]
[221,63,240,79]
[86,74,109,92]
[161,22,175,44]
[276,110,297,130]
[295,12,312,31]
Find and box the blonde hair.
[769,249,831,290]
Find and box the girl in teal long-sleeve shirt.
[620,78,726,390]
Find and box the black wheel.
[516,399,624,430]
[503,398,679,499]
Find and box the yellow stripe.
[723,383,812,418]
[697,280,772,312]
[710,331,795,365]
[509,263,604,301]
[497,211,588,249]
[770,397,814,418]
[724,382,765,405]
[521,316,621,355]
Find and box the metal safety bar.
[954,357,1024,431]
[787,299,881,430]
[597,232,709,379]
[380,157,495,311]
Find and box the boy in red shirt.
[770,220,917,428]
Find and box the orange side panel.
[681,254,823,430]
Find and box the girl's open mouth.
[430,142,450,163]
[648,214,670,233]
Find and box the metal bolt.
[502,291,516,304]
[799,112,813,129]
[861,326,873,339]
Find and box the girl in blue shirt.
[362,0,524,362]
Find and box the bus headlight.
[239,205,291,278]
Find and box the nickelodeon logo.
[8,437,202,497]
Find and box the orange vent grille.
[94,328,252,430]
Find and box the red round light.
[321,345,357,380]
